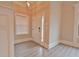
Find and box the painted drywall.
[60,2,74,42]
[0,5,14,56]
[49,2,62,48]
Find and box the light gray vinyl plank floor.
[14,41,79,57]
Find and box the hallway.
[15,41,79,57]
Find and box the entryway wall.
[47,1,79,49]
[32,2,50,48]
[60,2,75,45]
[60,2,79,48]
[0,2,14,56]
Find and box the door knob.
[38,27,40,32]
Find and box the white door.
[32,16,44,46]
[0,7,14,57]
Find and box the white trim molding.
[59,40,79,48]
[49,41,59,49]
[15,38,32,44]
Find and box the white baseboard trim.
[49,41,58,49]
[59,40,79,48]
[14,38,32,44]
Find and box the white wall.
[60,2,74,42]
[49,2,62,48]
